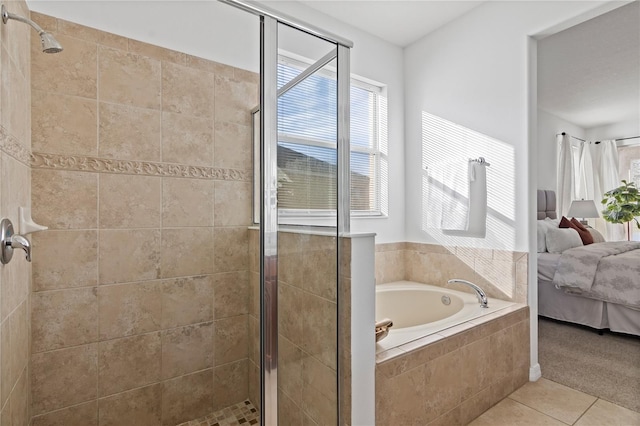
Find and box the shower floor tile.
[177,400,259,426]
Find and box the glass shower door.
[259,16,351,425]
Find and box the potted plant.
[601,180,640,240]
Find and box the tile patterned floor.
[176,400,259,426]
[470,378,640,426]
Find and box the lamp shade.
[567,199,600,218]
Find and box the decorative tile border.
[0,126,31,166]
[31,152,251,181]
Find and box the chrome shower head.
[40,32,63,54]
[1,4,63,54]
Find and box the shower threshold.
[177,400,258,426]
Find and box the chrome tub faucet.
[447,279,489,308]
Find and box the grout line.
[572,398,600,425]
[505,397,572,424]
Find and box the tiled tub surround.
[375,242,528,304]
[29,12,256,425]
[0,0,33,423]
[376,305,530,425]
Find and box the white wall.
[28,0,406,244]
[586,119,640,141]
[403,0,611,252]
[537,109,586,191]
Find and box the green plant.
[601,180,640,230]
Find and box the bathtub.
[375,281,515,352]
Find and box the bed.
[536,189,640,336]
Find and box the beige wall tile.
[1,155,30,231]
[99,174,161,228]
[214,76,257,126]
[32,34,97,98]
[278,283,304,347]
[213,359,248,411]
[31,34,97,99]
[99,229,161,284]
[249,272,259,318]
[162,61,214,117]
[32,400,97,426]
[162,322,214,379]
[31,344,98,415]
[213,271,248,319]
[382,365,428,425]
[9,367,28,426]
[32,287,98,352]
[213,227,248,273]
[214,181,252,226]
[185,55,234,78]
[512,320,530,372]
[302,249,337,301]
[98,46,161,109]
[6,2,30,76]
[0,321,10,407]
[161,111,213,167]
[279,390,302,426]
[474,257,516,301]
[459,387,492,425]
[160,228,214,278]
[128,39,185,64]
[30,12,58,32]
[302,354,337,409]
[161,275,214,328]
[1,47,30,146]
[248,315,259,365]
[162,369,214,426]
[375,250,405,284]
[32,90,97,155]
[302,292,337,370]
[424,350,463,420]
[32,230,98,291]
[98,102,161,161]
[214,315,248,365]
[459,337,492,400]
[32,169,97,229]
[98,282,162,340]
[301,373,338,426]
[8,300,28,389]
[279,252,304,287]
[0,403,9,426]
[98,384,162,426]
[248,360,260,413]
[57,18,127,50]
[162,178,214,227]
[278,336,304,407]
[489,327,514,384]
[233,67,259,85]
[98,332,161,396]
[213,122,252,170]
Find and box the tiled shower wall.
[0,1,32,424]
[248,229,343,425]
[29,13,256,425]
[375,242,528,303]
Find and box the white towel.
[441,159,471,231]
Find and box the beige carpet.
[538,318,640,413]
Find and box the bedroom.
[535,0,640,414]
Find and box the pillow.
[536,218,559,252]
[559,216,593,245]
[571,218,594,245]
[587,227,606,243]
[546,228,584,253]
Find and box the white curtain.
[590,140,625,241]
[556,133,574,216]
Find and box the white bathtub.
[375,281,514,352]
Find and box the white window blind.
[268,54,387,218]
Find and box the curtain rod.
[558,132,640,144]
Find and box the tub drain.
[441,295,451,305]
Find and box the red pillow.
[559,216,594,245]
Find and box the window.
[253,54,388,222]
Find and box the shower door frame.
[218,1,353,424]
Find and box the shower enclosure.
[221,1,353,423]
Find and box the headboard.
[537,190,557,220]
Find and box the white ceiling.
[297,1,484,47]
[537,1,640,130]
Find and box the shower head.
[1,4,63,54]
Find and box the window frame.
[252,52,388,224]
